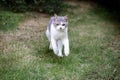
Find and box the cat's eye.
[56,24,59,26]
[62,24,65,26]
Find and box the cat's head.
[53,14,68,31]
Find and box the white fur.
[46,21,69,57]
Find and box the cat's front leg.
[57,40,63,57]
[51,38,58,55]
[63,38,70,56]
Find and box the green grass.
[0,10,24,31]
[0,1,120,80]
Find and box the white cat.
[46,14,69,57]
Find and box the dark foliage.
[93,0,120,12]
[0,0,65,14]
[91,0,120,20]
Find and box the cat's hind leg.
[46,29,52,49]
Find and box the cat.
[46,14,69,57]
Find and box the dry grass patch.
[0,13,49,54]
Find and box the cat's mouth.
[56,25,66,31]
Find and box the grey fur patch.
[47,16,68,32]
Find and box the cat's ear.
[54,14,57,21]
[64,15,68,21]
[54,14,57,17]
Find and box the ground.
[0,1,120,80]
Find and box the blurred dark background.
[0,0,120,14]
[93,0,120,13]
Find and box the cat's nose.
[60,27,62,29]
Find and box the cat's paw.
[64,52,69,56]
[57,54,63,57]
[54,49,58,55]
[49,44,53,50]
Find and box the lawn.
[0,1,120,80]
[0,10,24,31]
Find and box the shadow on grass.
[91,6,120,79]
[34,42,73,65]
[91,3,120,31]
